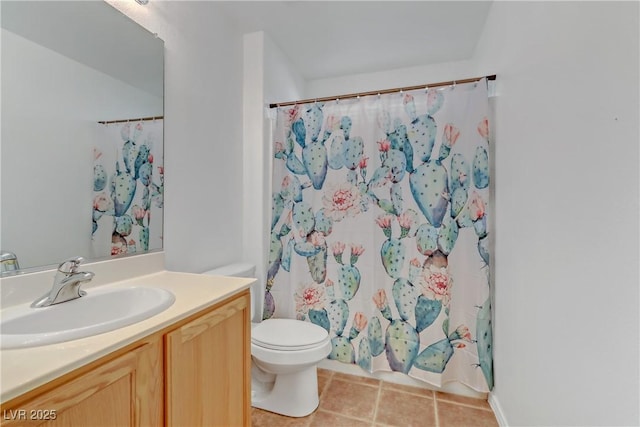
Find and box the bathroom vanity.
[0,255,253,426]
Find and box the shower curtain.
[92,119,164,259]
[266,80,492,392]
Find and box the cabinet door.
[165,291,251,427]
[1,336,163,427]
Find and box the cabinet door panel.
[165,292,250,427]
[1,337,162,427]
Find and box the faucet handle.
[58,256,85,274]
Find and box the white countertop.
[0,270,254,403]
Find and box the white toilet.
[203,263,331,418]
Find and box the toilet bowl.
[203,263,331,417]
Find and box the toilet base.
[251,364,320,417]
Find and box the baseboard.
[488,392,508,427]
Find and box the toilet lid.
[252,318,329,351]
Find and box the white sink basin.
[0,286,175,349]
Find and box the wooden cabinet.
[1,290,251,427]
[0,335,163,427]
[165,292,251,427]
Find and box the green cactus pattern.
[338,264,361,300]
[357,335,372,371]
[368,316,385,356]
[392,278,418,321]
[385,319,420,373]
[93,121,163,257]
[329,336,356,364]
[476,298,494,389]
[381,239,405,279]
[327,299,350,335]
[267,82,492,391]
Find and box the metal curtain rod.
[98,115,164,125]
[269,74,497,108]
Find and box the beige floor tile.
[251,407,312,427]
[437,401,499,427]
[375,387,436,427]
[319,378,379,421]
[382,381,435,398]
[318,373,331,397]
[317,368,334,378]
[435,391,492,411]
[332,371,381,387]
[310,410,372,427]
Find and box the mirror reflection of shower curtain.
[266,80,493,392]
[91,119,164,259]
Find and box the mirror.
[1,1,164,274]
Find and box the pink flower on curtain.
[132,205,146,221]
[359,156,369,170]
[443,124,460,146]
[403,93,414,105]
[376,214,394,239]
[274,141,285,155]
[397,212,414,230]
[294,283,327,313]
[353,312,368,332]
[285,105,300,125]
[410,258,422,268]
[332,241,346,256]
[325,279,335,298]
[398,212,415,238]
[325,114,341,132]
[377,139,391,152]
[323,183,362,221]
[375,214,393,229]
[350,244,365,265]
[350,244,365,257]
[93,193,113,212]
[372,289,388,309]
[308,231,326,247]
[420,265,453,306]
[455,325,472,341]
[111,242,127,256]
[332,241,346,264]
[478,117,490,139]
[427,90,440,110]
[468,191,486,221]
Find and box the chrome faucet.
[31,257,95,308]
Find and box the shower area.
[257,75,494,395]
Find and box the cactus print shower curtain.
[266,80,493,391]
[92,120,164,259]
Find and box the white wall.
[111,1,245,273]
[306,58,476,99]
[304,2,639,426]
[473,2,639,426]
[242,31,304,318]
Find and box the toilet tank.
[202,263,261,322]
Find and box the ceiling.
[219,1,493,81]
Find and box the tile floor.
[251,369,499,427]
